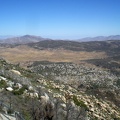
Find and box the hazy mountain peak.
[21,35,43,38]
[0,35,46,44]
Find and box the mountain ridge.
[77,35,120,42]
[0,35,120,44]
[0,35,51,44]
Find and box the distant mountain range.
[0,35,120,44]
[77,35,120,42]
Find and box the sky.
[0,0,120,39]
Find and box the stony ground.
[0,58,120,120]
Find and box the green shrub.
[22,110,31,120]
[116,79,120,87]
[0,80,7,88]
[7,108,14,114]
[114,118,120,120]
[12,85,27,95]
[73,95,88,110]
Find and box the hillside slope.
[0,58,120,120]
[28,40,120,56]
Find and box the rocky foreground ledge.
[0,58,120,120]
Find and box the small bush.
[12,85,27,95]
[0,80,7,88]
[73,95,88,110]
[116,79,120,87]
[114,118,120,120]
[7,108,14,114]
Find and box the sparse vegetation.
[73,95,88,110]
[0,80,7,88]
[0,39,120,120]
[12,85,27,95]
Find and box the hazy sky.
[0,0,120,39]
